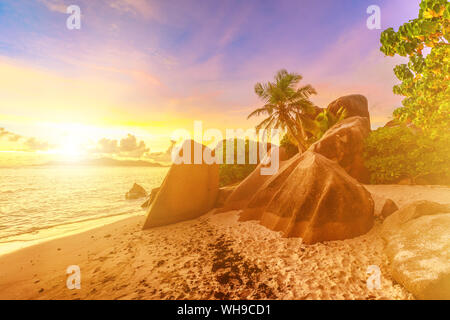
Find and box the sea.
[0,166,169,254]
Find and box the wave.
[0,210,142,242]
[1,187,39,194]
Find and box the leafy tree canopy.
[380,0,449,136]
[365,0,450,185]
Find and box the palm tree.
[248,69,317,152]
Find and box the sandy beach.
[0,0,448,304]
[0,185,448,300]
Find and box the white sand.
[0,185,448,300]
[365,184,450,208]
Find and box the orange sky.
[0,0,420,166]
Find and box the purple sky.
[0,0,421,158]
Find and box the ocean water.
[0,166,169,241]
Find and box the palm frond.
[247,105,274,119]
[254,82,272,101]
[297,84,317,99]
[255,115,276,131]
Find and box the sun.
[60,143,82,157]
[48,123,103,161]
[56,135,85,162]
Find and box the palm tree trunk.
[285,122,307,153]
[297,124,308,153]
[295,137,307,153]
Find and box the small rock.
[125,183,147,200]
[380,199,399,219]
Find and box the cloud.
[24,137,51,151]
[0,128,51,151]
[38,0,68,14]
[144,140,175,163]
[108,0,156,20]
[0,128,22,142]
[93,134,150,158]
[96,138,120,154]
[119,134,150,157]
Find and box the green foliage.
[280,134,299,158]
[219,163,256,187]
[218,139,257,187]
[280,108,346,158]
[368,0,450,184]
[380,0,450,135]
[301,108,347,144]
[364,126,450,184]
[248,69,317,152]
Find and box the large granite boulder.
[239,151,374,244]
[214,139,288,164]
[308,116,371,183]
[216,145,289,212]
[309,105,326,119]
[216,162,274,212]
[327,94,370,124]
[143,140,219,229]
[125,183,147,200]
[382,201,450,300]
[216,150,293,212]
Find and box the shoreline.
[0,184,448,300]
[0,212,145,257]
[2,184,448,257]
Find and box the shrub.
[369,0,450,185]
[217,139,257,187]
[380,0,449,133]
[280,134,299,159]
[364,125,450,184]
[219,163,256,187]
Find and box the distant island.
[41,158,170,168]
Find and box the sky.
[0,0,421,165]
